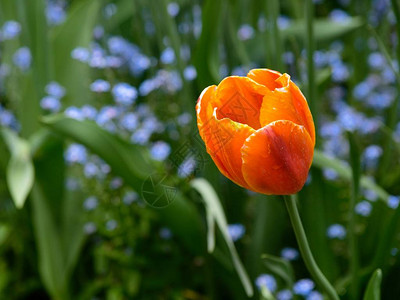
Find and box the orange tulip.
[196,69,315,195]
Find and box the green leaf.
[261,254,295,288]
[191,178,253,297]
[1,128,34,208]
[363,269,382,300]
[51,0,101,106]
[260,286,276,300]
[31,134,86,300]
[312,150,389,203]
[282,17,365,41]
[42,115,154,190]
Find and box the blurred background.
[1,0,400,299]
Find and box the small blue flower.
[83,222,97,234]
[255,274,277,292]
[331,61,349,82]
[112,83,137,105]
[277,289,292,300]
[96,106,120,125]
[283,52,295,64]
[119,112,139,131]
[280,247,299,261]
[13,47,31,71]
[40,96,61,112]
[364,189,378,202]
[277,15,291,29]
[65,143,87,164]
[184,65,197,81]
[65,106,85,120]
[128,54,151,76]
[65,178,79,191]
[237,24,254,41]
[143,116,163,133]
[83,196,98,211]
[131,128,152,145]
[90,79,110,92]
[232,66,247,76]
[228,224,245,242]
[353,81,371,100]
[123,191,138,205]
[355,201,373,217]
[106,56,123,68]
[150,141,171,161]
[167,2,180,17]
[307,291,323,300]
[293,279,315,296]
[100,161,111,174]
[363,145,382,169]
[108,36,129,55]
[177,112,192,126]
[106,219,118,231]
[329,9,350,22]
[368,52,386,70]
[0,107,18,129]
[104,3,117,19]
[93,25,104,39]
[83,162,99,178]
[139,79,158,96]
[388,195,400,209]
[159,227,173,239]
[160,47,176,64]
[2,20,21,40]
[81,105,97,120]
[177,156,197,178]
[391,248,398,256]
[45,81,66,98]
[320,121,342,138]
[46,1,66,25]
[89,46,107,68]
[323,168,339,181]
[327,224,346,240]
[110,177,123,189]
[71,47,90,62]
[313,50,328,67]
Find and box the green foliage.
[363,269,382,300]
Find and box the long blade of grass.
[191,178,253,297]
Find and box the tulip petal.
[256,72,315,145]
[247,68,282,90]
[196,85,218,139]
[201,110,255,188]
[214,76,269,129]
[241,120,314,195]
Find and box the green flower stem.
[284,195,339,300]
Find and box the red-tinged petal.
[288,82,315,145]
[202,110,255,188]
[247,68,282,90]
[241,120,314,195]
[214,76,269,129]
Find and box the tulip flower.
[196,68,315,195]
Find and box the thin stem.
[284,195,339,300]
[347,132,360,299]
